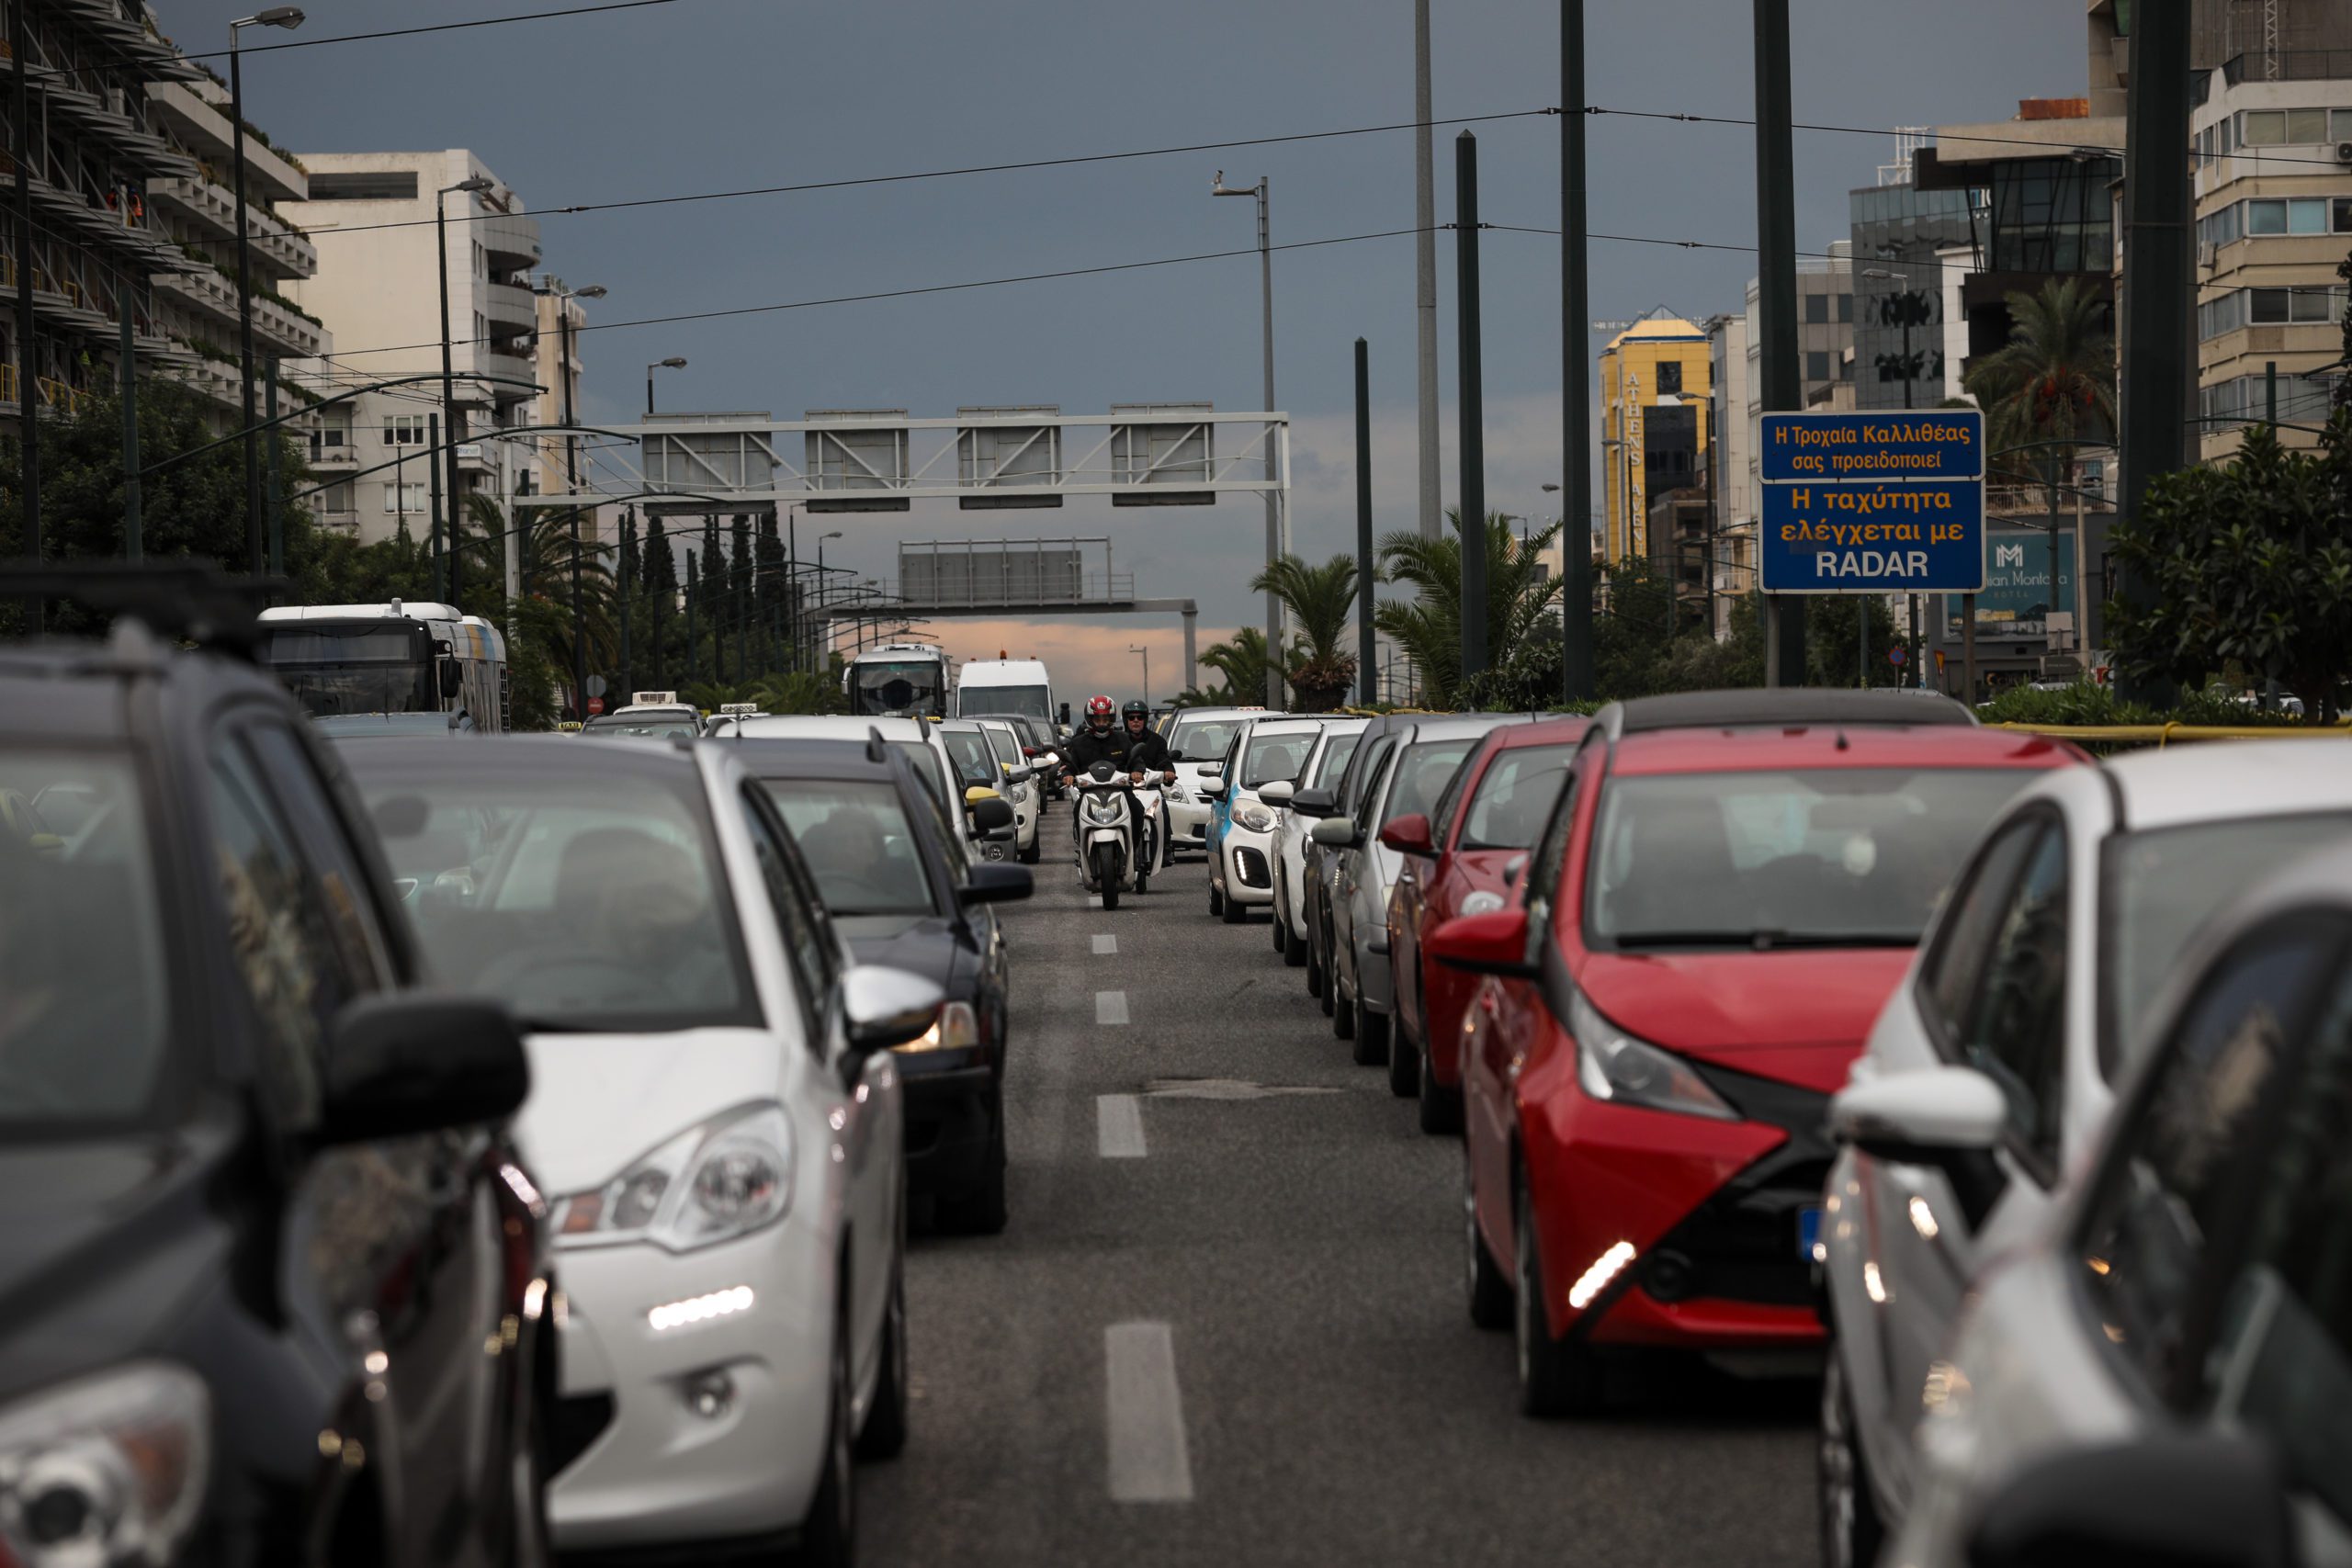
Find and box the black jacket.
[1064,722,1171,776]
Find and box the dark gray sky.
[175,0,2078,694]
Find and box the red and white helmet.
[1085,694,1115,720]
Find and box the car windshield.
[581,712,699,739]
[1242,730,1316,787]
[1308,731,1363,787]
[961,684,1050,719]
[353,763,758,1032]
[314,712,461,738]
[1459,744,1577,850]
[762,778,939,917]
[0,750,170,1128]
[939,727,1000,788]
[1587,768,2037,947]
[2104,812,2352,1071]
[1385,738,1477,825]
[1171,718,1242,763]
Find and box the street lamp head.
[445,175,494,196]
[658,356,688,369]
[1861,267,1908,282]
[573,285,609,299]
[1541,483,1562,493]
[821,531,844,542]
[234,6,304,28]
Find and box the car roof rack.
[1596,687,1975,740]
[0,558,288,661]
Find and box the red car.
[1385,717,1591,1133]
[1431,691,2079,1416]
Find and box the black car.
[727,737,1032,1233]
[0,608,549,1566]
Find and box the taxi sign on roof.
[1759,411,1984,483]
[631,691,678,706]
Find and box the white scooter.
[1069,761,1163,910]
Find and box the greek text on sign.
[1759,411,1984,481]
[1760,482,1985,594]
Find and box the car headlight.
[1084,795,1125,824]
[899,999,979,1053]
[1567,990,1737,1122]
[1234,805,1275,833]
[556,1103,794,1252]
[1460,889,1507,917]
[0,1362,209,1568]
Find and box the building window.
[1837,292,1853,323]
[1804,293,1829,324]
[384,481,427,513]
[2236,108,2324,145]
[1806,351,1830,381]
[318,480,355,513]
[384,415,427,445]
[1656,360,1683,394]
[2245,197,2329,236]
[2335,197,2352,234]
[304,171,422,201]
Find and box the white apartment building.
[284,151,548,543]
[2189,57,2352,460]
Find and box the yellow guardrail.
[1989,722,2352,747]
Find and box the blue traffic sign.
[1760,481,1985,594]
[1759,411,1984,482]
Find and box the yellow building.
[1599,316,1713,567]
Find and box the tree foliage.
[1962,276,2116,484]
[1247,552,1362,710]
[1374,509,1564,706]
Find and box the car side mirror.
[1006,765,1035,784]
[1197,777,1227,799]
[1259,779,1295,806]
[1830,1065,2006,1162]
[1167,749,1185,762]
[1199,761,1225,776]
[958,863,1034,904]
[320,994,529,1144]
[842,965,945,1054]
[1963,1430,2293,1568]
[1379,812,1436,856]
[438,660,464,699]
[1429,908,1537,978]
[1290,786,1336,818]
[968,796,1015,833]
[1504,853,1528,886]
[1310,816,1361,848]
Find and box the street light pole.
[1215,170,1281,707]
[646,355,686,417]
[228,8,303,579]
[817,530,842,671]
[12,6,40,604]
[1129,644,1149,708]
[531,278,605,714]
[436,174,492,607]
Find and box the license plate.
[1797,1206,1824,1263]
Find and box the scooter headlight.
[1084,795,1125,825]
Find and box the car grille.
[549,1392,615,1479]
[1633,1063,1833,1311]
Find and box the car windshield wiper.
[1608,929,1918,952]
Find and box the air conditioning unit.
[2198,240,2218,269]
[2335,141,2352,164]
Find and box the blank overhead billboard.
[899,542,1087,607]
[1109,402,1215,506]
[957,406,1064,510]
[806,409,911,513]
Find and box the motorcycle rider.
[1061,697,1175,862]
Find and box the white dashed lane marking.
[1096,1094,1146,1158]
[1104,1321,1194,1503]
[1095,990,1129,1025]
[1092,934,1117,955]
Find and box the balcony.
[144,81,306,204]
[472,344,541,401]
[478,212,541,270]
[483,279,538,335]
[152,265,327,358]
[147,174,317,278]
[0,364,102,419]
[308,435,359,468]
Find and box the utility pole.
[1414,0,1442,544]
[1754,0,1805,686]
[13,3,40,616]
[2113,0,2191,702]
[1560,0,1594,700]
[427,412,444,602]
[1355,337,1377,705]
[265,361,283,576]
[1455,131,1489,685]
[1215,171,1281,707]
[119,230,141,563]
[620,505,635,697]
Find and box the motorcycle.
[1069,761,1162,910]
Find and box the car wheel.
[1332,971,1355,1039]
[1385,1014,1418,1096]
[854,1256,910,1461]
[1272,887,1290,953]
[1221,875,1248,924]
[1282,913,1308,969]
[939,1089,1009,1236]
[1514,1181,1602,1418]
[1818,1346,1886,1568]
[1464,1154,1511,1330]
[794,1310,857,1567]
[1418,1045,1463,1135]
[1351,991,1387,1066]
[1306,923,1326,998]
[1208,880,1224,918]
[1018,833,1040,865]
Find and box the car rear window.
[1308,731,1362,788]
[1458,743,1577,850]
[1242,730,1317,787]
[1385,739,1477,826]
[1171,718,1241,762]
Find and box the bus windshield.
[960,684,1049,719]
[263,625,436,716]
[850,660,946,717]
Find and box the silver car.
[1852,840,2352,1568]
[1269,718,1368,968]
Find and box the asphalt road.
[860,834,1819,1568]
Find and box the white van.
[955,658,1054,724]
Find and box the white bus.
[257,601,510,732]
[843,642,954,718]
[955,658,1054,724]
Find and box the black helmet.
[1122,700,1149,720]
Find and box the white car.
[1856,839,2352,1568]
[1206,716,1329,923]
[970,716,1044,863]
[714,714,963,829]
[1268,717,1368,966]
[1162,706,1267,857]
[1817,741,2352,1568]
[345,737,941,1564]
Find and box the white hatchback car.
[346,737,940,1565]
[1207,716,1329,923]
[1816,741,2352,1568]
[970,717,1044,863]
[1865,840,2352,1568]
[1269,717,1369,965]
[1162,706,1266,856]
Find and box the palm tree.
[1250,553,1359,710]
[1963,276,2116,485]
[1375,509,1565,705]
[1200,625,1281,703]
[457,496,621,688]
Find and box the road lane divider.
[1096,990,1129,1025]
[1092,933,1117,954]
[1096,1094,1146,1158]
[1104,1321,1194,1503]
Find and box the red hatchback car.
[1433,691,2079,1416]
[1385,717,1591,1134]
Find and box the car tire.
[1464,1156,1512,1331]
[1418,1047,1463,1135]
[1305,923,1326,997]
[1514,1181,1602,1418]
[1352,992,1388,1066]
[1208,880,1224,918]
[939,1092,1009,1236]
[855,1255,910,1461]
[1282,918,1307,968]
[1818,1344,1887,1568]
[795,1309,857,1567]
[1018,832,1040,865]
[1385,1016,1418,1097]
[1332,972,1355,1039]
[1221,877,1248,924]
[503,1372,552,1568]
[1272,888,1289,953]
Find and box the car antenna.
[1835,724,1850,751]
[866,725,887,764]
